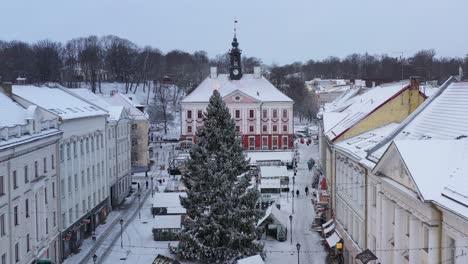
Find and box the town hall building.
[181,35,294,150]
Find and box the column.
[427,226,439,264]
[455,238,468,264]
[409,216,421,263]
[380,196,391,264]
[394,207,405,263]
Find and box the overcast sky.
[1,0,467,64]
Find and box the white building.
[12,84,110,260]
[68,89,132,208]
[365,79,468,264]
[1,83,62,264]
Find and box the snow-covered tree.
[176,90,263,263]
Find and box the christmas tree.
[176,90,263,263]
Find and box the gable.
[336,88,425,141]
[223,90,260,104]
[374,143,420,195]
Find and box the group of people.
[294,186,310,197]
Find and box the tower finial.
[234,19,237,38]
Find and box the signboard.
[355,249,378,264]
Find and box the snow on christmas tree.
[175,90,263,263]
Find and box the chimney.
[210,67,218,79]
[253,66,262,79]
[410,76,420,90]
[0,82,12,97]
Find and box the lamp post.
[138,193,141,219]
[119,218,124,248]
[151,176,154,197]
[93,254,98,264]
[296,243,301,264]
[291,190,295,214]
[289,215,293,245]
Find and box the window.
[187,110,192,119]
[66,143,71,159]
[45,218,49,234]
[34,161,38,178]
[249,137,255,148]
[86,138,89,153]
[0,176,3,196]
[423,226,429,252]
[91,137,95,152]
[87,168,90,183]
[45,187,48,204]
[14,206,18,225]
[273,109,278,118]
[74,174,78,190]
[51,154,55,169]
[61,213,66,228]
[262,125,267,133]
[235,110,240,119]
[43,157,47,173]
[60,144,64,161]
[187,126,192,133]
[80,140,84,155]
[249,110,254,118]
[235,126,240,132]
[0,214,5,236]
[24,166,28,183]
[81,171,85,187]
[15,243,19,262]
[52,182,56,198]
[282,109,288,118]
[249,126,254,133]
[262,109,267,118]
[68,177,71,195]
[282,125,288,132]
[96,136,99,150]
[13,170,17,189]
[273,125,278,132]
[73,141,77,157]
[25,199,29,218]
[262,137,268,149]
[272,136,278,149]
[2,253,6,264]
[197,110,203,119]
[26,234,30,252]
[60,180,65,198]
[282,136,288,149]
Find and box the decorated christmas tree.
[176,90,263,263]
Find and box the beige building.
[103,92,149,173]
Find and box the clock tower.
[229,34,242,80]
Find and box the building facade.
[181,36,294,150]
[12,84,110,260]
[1,83,62,264]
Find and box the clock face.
[233,69,239,75]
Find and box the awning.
[326,232,341,247]
[324,222,335,234]
[322,218,334,229]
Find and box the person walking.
[305,186,309,196]
[296,189,300,197]
[146,180,149,189]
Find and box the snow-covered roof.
[323,87,362,113]
[245,151,294,165]
[259,166,288,178]
[325,81,410,141]
[335,123,400,164]
[182,74,293,103]
[67,88,124,121]
[322,112,347,133]
[237,255,265,264]
[367,79,467,162]
[151,192,187,214]
[12,84,108,120]
[392,140,468,219]
[153,215,182,229]
[256,204,288,228]
[101,92,148,121]
[0,92,27,127]
[259,179,281,189]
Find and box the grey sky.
[1,0,467,64]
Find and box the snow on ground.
[262,140,327,264]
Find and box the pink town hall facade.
[180,36,294,150]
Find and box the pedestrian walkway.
[263,141,327,264]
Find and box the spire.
[232,19,239,48]
[229,19,242,80]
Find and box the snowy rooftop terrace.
[153,215,182,229]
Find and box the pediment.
[373,143,421,196]
[223,90,259,103]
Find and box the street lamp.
[138,193,141,219]
[291,190,295,214]
[296,243,301,264]
[92,254,98,264]
[119,218,124,248]
[289,215,293,245]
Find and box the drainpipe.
[364,166,368,249]
[430,203,443,264]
